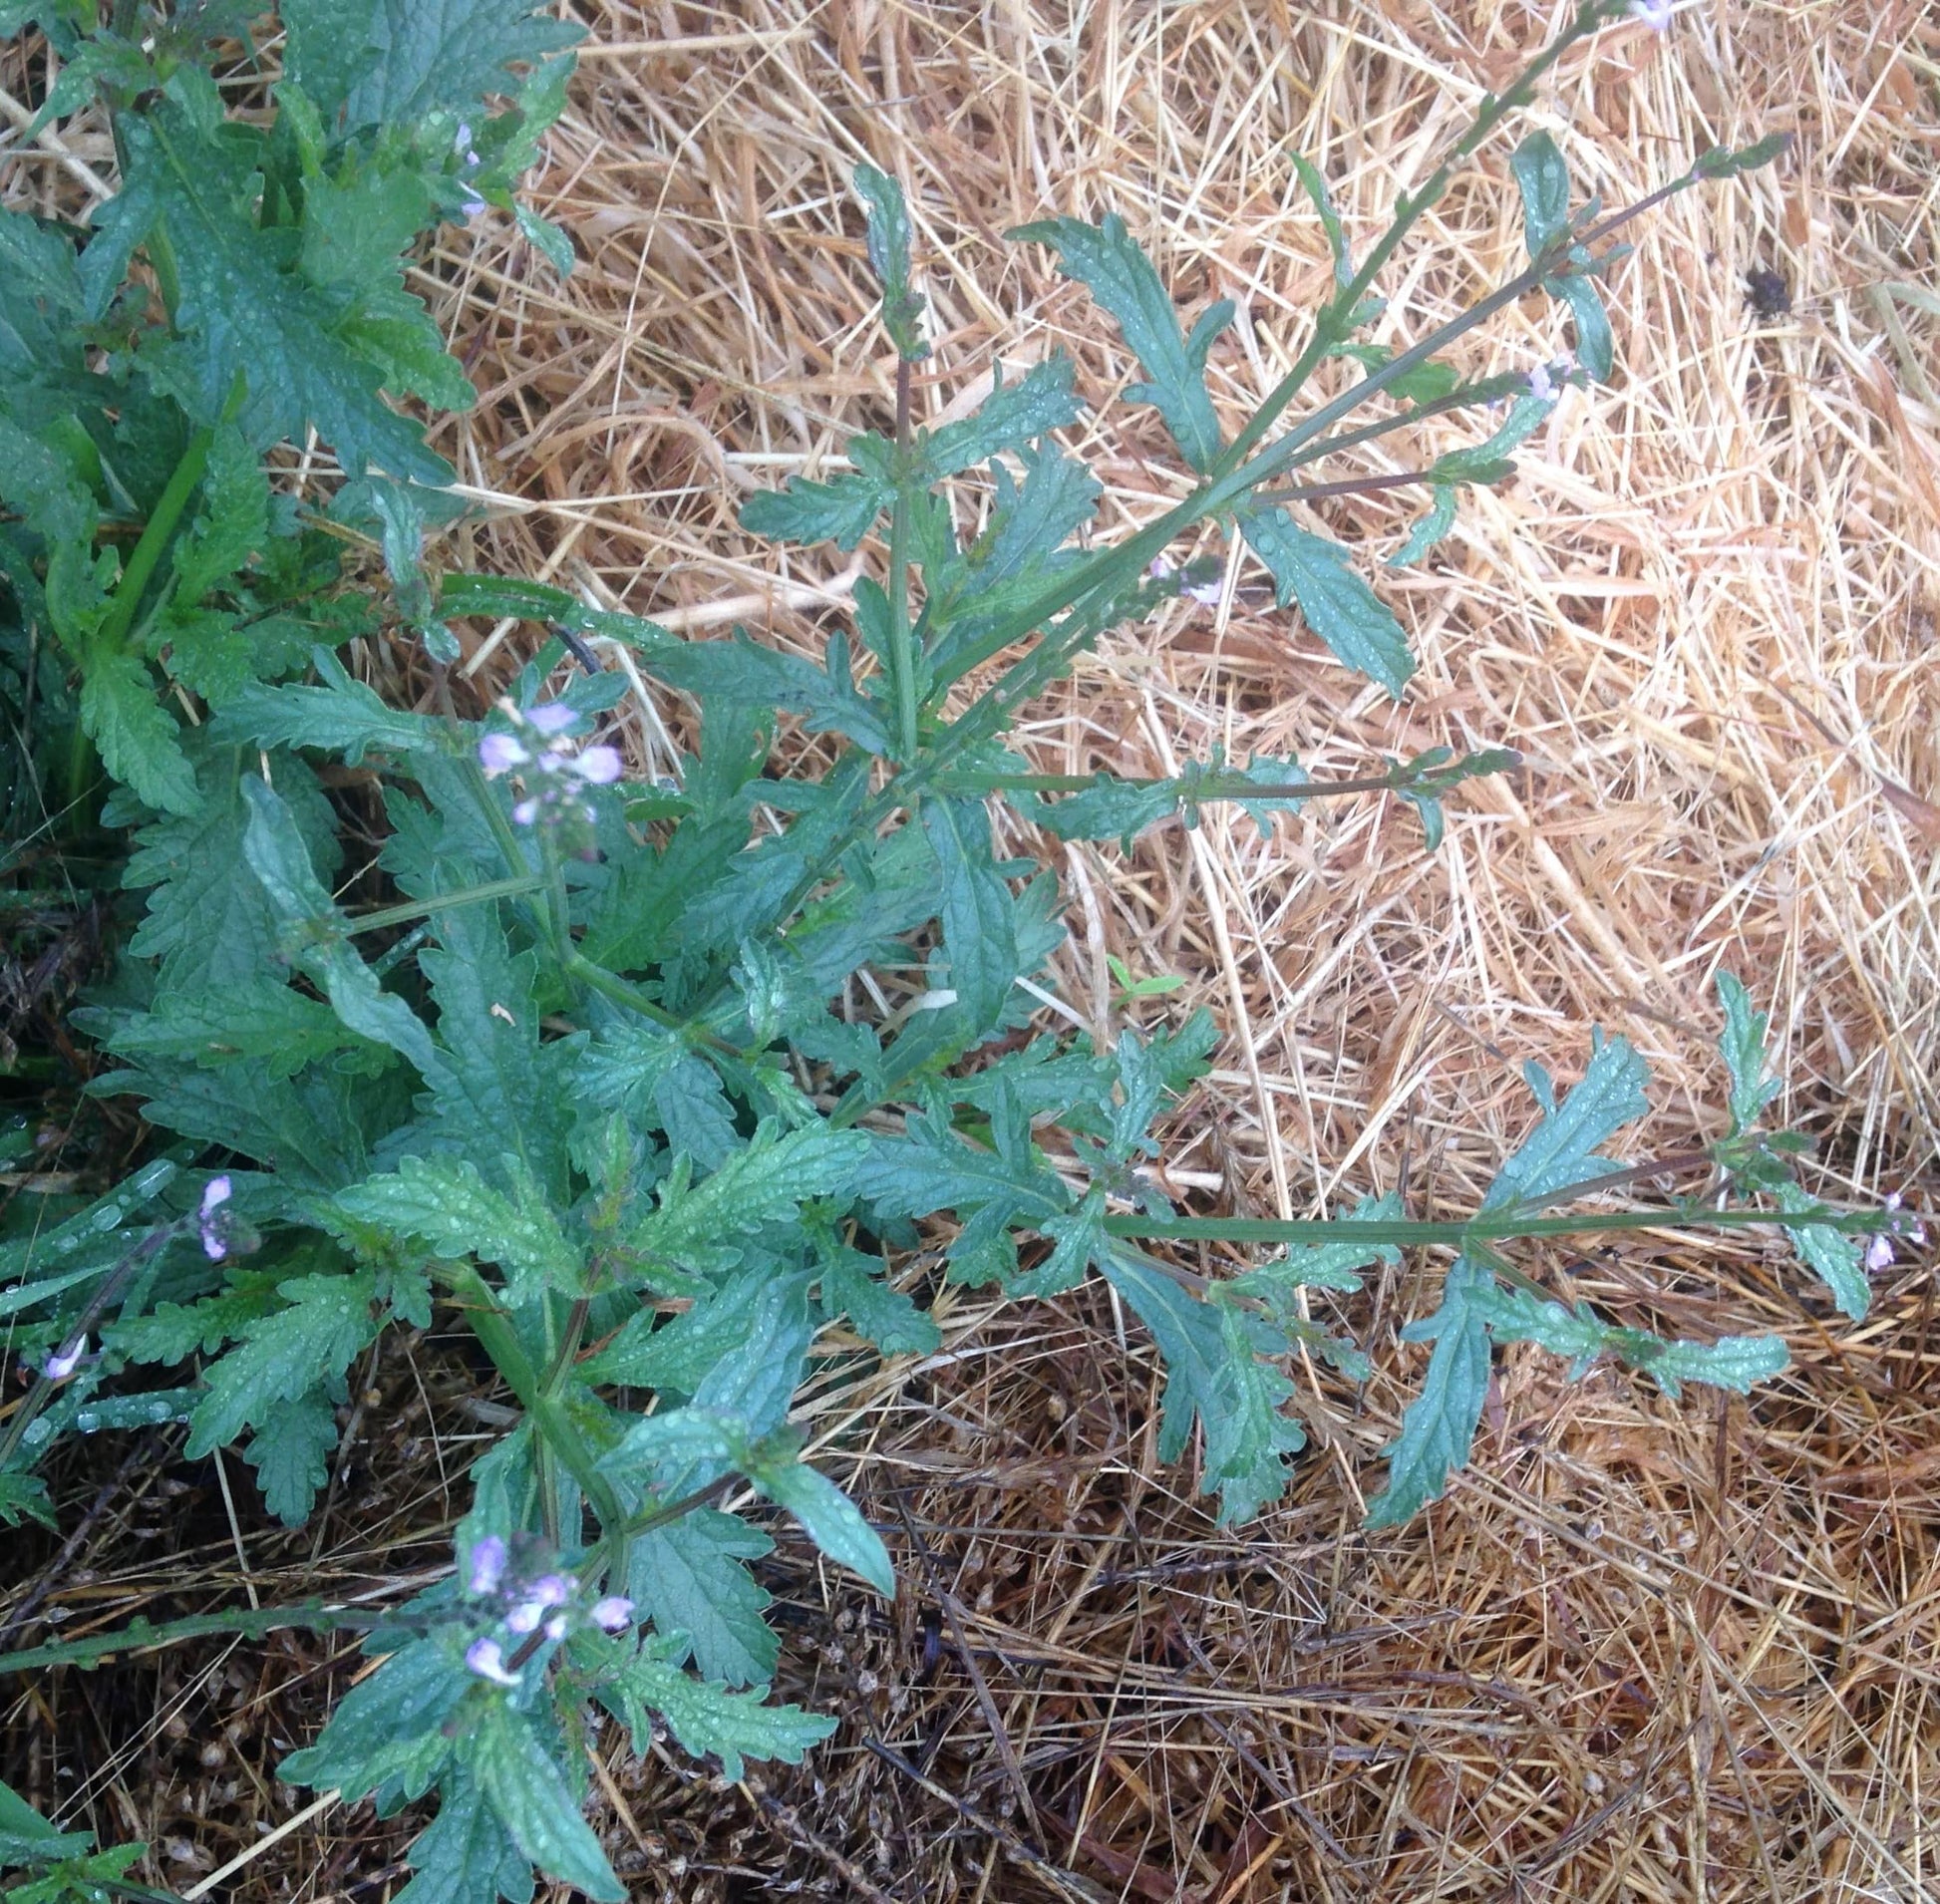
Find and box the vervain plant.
[0,3,1918,1898]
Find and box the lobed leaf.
[1010,212,1230,473]
[1238,506,1415,697]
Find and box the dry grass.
[5,0,1940,1899]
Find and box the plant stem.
[886,357,920,761]
[349,873,549,935]
[1213,0,1614,476]
[1104,1200,1878,1249]
[442,1262,623,1534]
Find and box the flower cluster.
[454,122,486,220]
[478,701,623,828]
[1864,1193,1928,1275]
[198,1175,232,1261]
[1528,354,1576,406]
[460,1534,634,1689]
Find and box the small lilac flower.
[1628,0,1674,27]
[466,1637,522,1687]
[44,1336,86,1382]
[479,732,529,776]
[1865,1232,1896,1274]
[511,797,538,827]
[1529,363,1556,404]
[544,1613,569,1642]
[590,1596,634,1633]
[1147,553,1222,607]
[198,1176,232,1261]
[504,1599,542,1634]
[571,746,623,786]
[467,1535,508,1597]
[529,1573,575,1609]
[525,702,579,736]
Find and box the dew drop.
[75,1412,100,1432]
[23,1419,51,1445]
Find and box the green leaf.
[920,795,1021,1032]
[0,1473,57,1530]
[118,101,449,483]
[1430,393,1553,485]
[411,909,577,1199]
[0,1778,92,1867]
[240,775,443,1077]
[336,1154,582,1304]
[642,624,889,754]
[87,977,382,1080]
[589,1262,806,1403]
[213,647,448,761]
[625,1508,778,1688]
[1102,1250,1304,1526]
[1510,131,1572,260]
[1363,1253,1494,1530]
[1327,342,1460,405]
[603,1636,835,1778]
[922,357,1081,477]
[1290,154,1353,288]
[465,1702,621,1904]
[123,751,333,991]
[1366,1032,1650,1526]
[1010,212,1230,473]
[857,1097,1068,1284]
[185,1270,378,1458]
[394,1776,532,1904]
[514,204,575,279]
[1776,1180,1869,1321]
[80,648,200,816]
[820,1243,939,1357]
[0,205,88,379]
[109,1281,281,1364]
[739,467,892,551]
[1692,133,1792,180]
[1487,1032,1649,1213]
[1553,273,1613,382]
[922,441,1101,682]
[853,163,927,362]
[242,1386,340,1525]
[1387,485,1457,567]
[1716,971,1781,1134]
[1474,1284,1788,1401]
[1238,506,1414,697]
[1229,1192,1403,1315]
[626,1123,867,1279]
[282,0,582,135]
[280,1638,466,1803]
[747,1455,894,1595]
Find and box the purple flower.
[1628,0,1674,27]
[505,1599,543,1635]
[1866,1193,1928,1272]
[529,1573,575,1609]
[544,1613,569,1642]
[467,1535,508,1597]
[479,733,528,776]
[511,797,538,827]
[571,746,623,786]
[198,1176,232,1261]
[525,702,579,736]
[459,184,486,221]
[44,1336,86,1382]
[466,1637,521,1687]
[590,1596,634,1633]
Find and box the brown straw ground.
[5,1,1940,1899]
